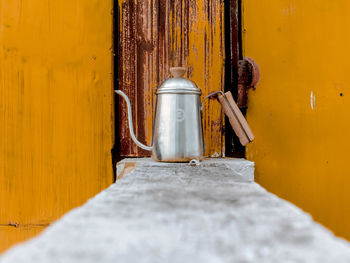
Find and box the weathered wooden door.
[117,0,241,157]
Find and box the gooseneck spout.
[115,90,153,151]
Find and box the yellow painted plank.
[170,0,226,157]
[243,0,350,239]
[0,226,46,253]
[0,0,114,251]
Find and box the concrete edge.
[116,158,255,182]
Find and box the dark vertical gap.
[224,0,244,158]
[111,1,123,182]
[235,0,245,156]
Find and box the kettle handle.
[115,90,153,151]
[201,91,224,111]
[201,91,254,146]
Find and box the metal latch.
[237,57,260,108]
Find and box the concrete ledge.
[1,158,350,262]
[116,157,255,182]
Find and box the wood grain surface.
[117,0,225,157]
[0,0,114,252]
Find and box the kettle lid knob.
[170,67,186,78]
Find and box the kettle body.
[152,78,204,162]
[116,67,204,162]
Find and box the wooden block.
[116,161,137,180]
[218,92,254,146]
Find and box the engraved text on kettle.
[176,109,185,122]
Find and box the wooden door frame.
[224,0,245,157]
[113,0,244,161]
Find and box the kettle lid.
[156,67,201,95]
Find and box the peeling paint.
[281,3,296,16]
[310,91,316,110]
[211,152,220,158]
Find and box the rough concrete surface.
[1,158,350,263]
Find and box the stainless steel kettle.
[115,67,209,162]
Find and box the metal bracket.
[237,57,260,108]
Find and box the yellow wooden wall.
[0,0,114,252]
[243,1,350,239]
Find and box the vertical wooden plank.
[171,0,225,157]
[118,0,162,156]
[0,0,114,252]
[118,0,137,155]
[158,0,170,82]
[0,226,46,253]
[135,0,158,155]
